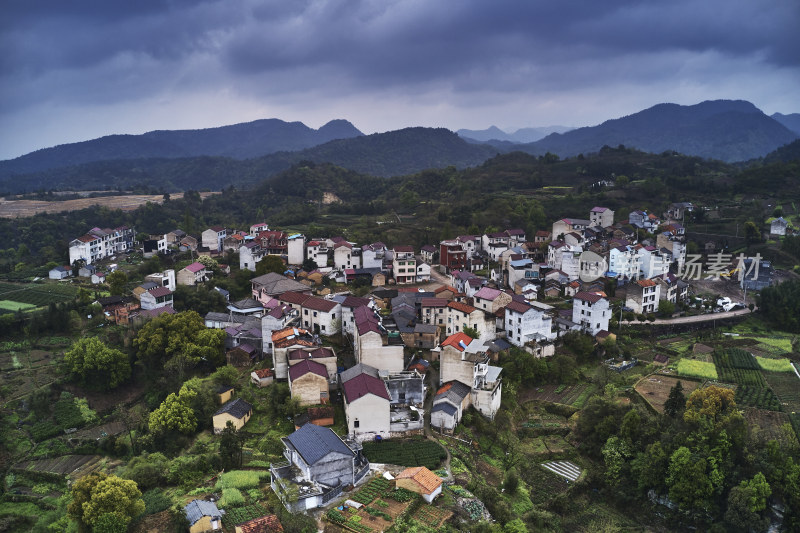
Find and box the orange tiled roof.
[637,279,657,287]
[441,332,473,351]
[397,466,442,494]
[272,326,310,341]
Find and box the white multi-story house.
[639,246,671,279]
[140,286,174,310]
[287,234,306,265]
[334,242,360,270]
[239,241,266,272]
[299,297,341,336]
[340,367,391,442]
[503,300,555,347]
[572,292,610,335]
[608,245,639,278]
[625,279,661,314]
[306,240,330,268]
[457,235,481,256]
[416,262,431,282]
[144,269,176,292]
[202,226,226,252]
[445,301,493,341]
[392,246,417,284]
[250,222,269,236]
[361,242,387,269]
[69,226,136,265]
[589,207,614,227]
[437,334,502,420]
[353,306,404,372]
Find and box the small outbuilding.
[395,466,443,503]
[183,499,224,533]
[250,368,274,387]
[212,398,253,434]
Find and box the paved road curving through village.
[620,307,755,326]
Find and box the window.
[354,419,359,428]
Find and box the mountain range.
[0,99,797,194]
[0,118,363,178]
[457,125,573,143]
[522,100,798,162]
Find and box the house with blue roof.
[271,423,369,512]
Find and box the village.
[36,199,795,532]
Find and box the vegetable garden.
[676,359,718,380]
[361,438,446,469]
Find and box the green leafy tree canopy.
[64,337,131,391]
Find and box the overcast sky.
[1,0,798,160]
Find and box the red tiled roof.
[279,291,312,305]
[637,279,657,287]
[447,301,476,314]
[505,300,532,314]
[184,262,206,273]
[147,286,172,298]
[342,373,390,403]
[253,368,274,378]
[421,298,448,307]
[341,296,370,308]
[303,297,338,312]
[574,291,603,303]
[289,347,335,360]
[441,332,473,351]
[289,359,328,381]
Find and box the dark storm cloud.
[0,0,798,159]
[212,0,799,95]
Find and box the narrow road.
[423,365,453,481]
[620,307,755,325]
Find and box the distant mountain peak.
[528,99,797,162]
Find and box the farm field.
[327,477,417,532]
[763,372,800,413]
[522,383,599,407]
[361,438,447,470]
[676,359,718,379]
[0,282,78,307]
[634,375,702,413]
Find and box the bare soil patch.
[0,192,219,218]
[634,375,702,413]
[61,380,146,414]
